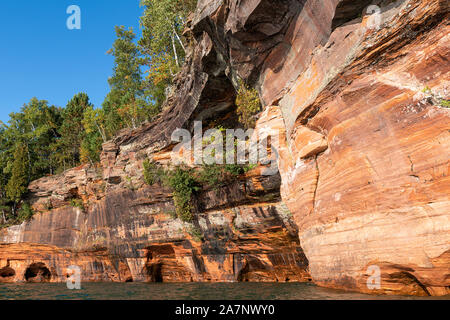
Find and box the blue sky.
[0,0,143,123]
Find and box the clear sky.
[0,0,143,123]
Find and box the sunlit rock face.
[277,0,450,296]
[1,0,449,295]
[188,0,449,296]
[0,166,310,283]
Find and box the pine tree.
[56,93,92,169]
[6,142,29,213]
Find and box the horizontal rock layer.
[1,171,310,283]
[1,0,449,296]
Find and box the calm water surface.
[0,282,448,300]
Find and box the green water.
[0,282,448,300]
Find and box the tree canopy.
[0,1,198,227]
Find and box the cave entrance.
[147,263,163,283]
[24,262,51,282]
[0,266,16,278]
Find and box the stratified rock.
[190,0,450,295]
[1,170,309,283]
[1,0,448,296]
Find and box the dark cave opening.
[24,262,51,282]
[147,263,163,283]
[0,266,16,278]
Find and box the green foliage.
[440,99,450,108]
[421,87,450,109]
[143,160,166,185]
[142,158,253,222]
[187,226,204,242]
[139,0,197,109]
[5,98,63,179]
[80,105,106,164]
[143,162,199,222]
[198,164,227,188]
[198,163,252,189]
[224,164,246,176]
[6,143,29,203]
[17,203,34,222]
[70,198,85,211]
[105,26,155,132]
[1,202,34,228]
[55,93,93,170]
[166,166,200,222]
[422,86,431,93]
[235,80,262,129]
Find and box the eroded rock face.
[273,0,450,296]
[188,0,449,295]
[1,0,449,295]
[0,243,131,283]
[235,0,449,295]
[1,168,309,283]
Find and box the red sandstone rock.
[1,0,449,296]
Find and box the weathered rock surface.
[273,0,450,296]
[244,0,449,295]
[0,243,131,283]
[1,168,309,283]
[1,0,449,296]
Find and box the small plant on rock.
[70,198,85,212]
[440,99,450,108]
[143,159,167,185]
[17,202,34,222]
[187,226,204,242]
[235,79,262,129]
[166,166,200,223]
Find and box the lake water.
[0,282,448,300]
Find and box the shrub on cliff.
[197,163,251,190]
[70,198,85,212]
[166,166,200,222]
[235,80,262,129]
[441,99,450,108]
[17,203,34,222]
[143,160,252,222]
[143,160,167,185]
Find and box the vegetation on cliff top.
[0,0,263,227]
[0,1,196,227]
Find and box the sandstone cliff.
[1,0,449,296]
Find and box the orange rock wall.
[1,0,449,296]
[260,0,449,295]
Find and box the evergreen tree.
[6,142,29,211]
[56,93,92,169]
[105,26,153,133]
